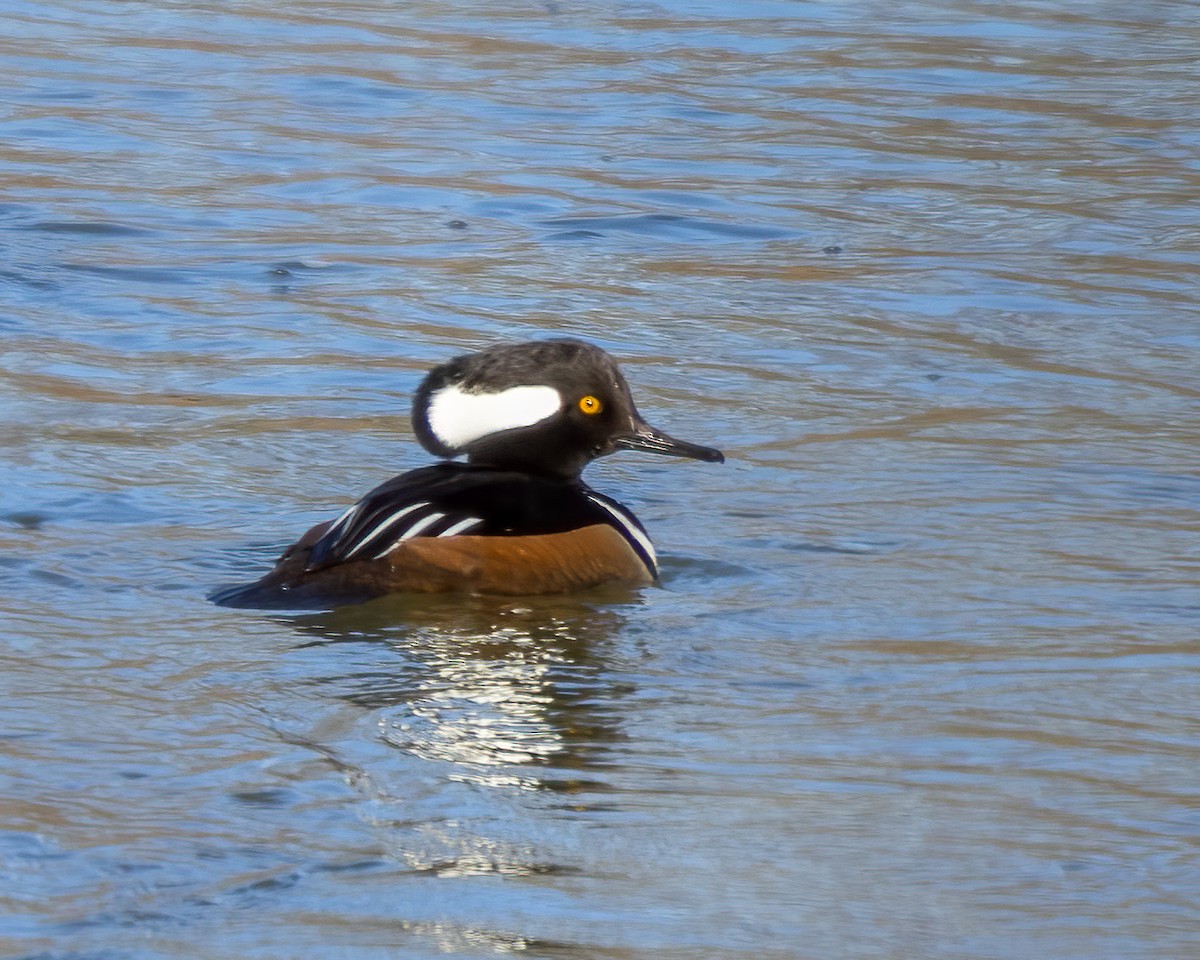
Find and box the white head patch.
[425,383,562,452]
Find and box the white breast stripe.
[344,501,428,560]
[427,383,561,451]
[438,516,484,537]
[585,494,658,573]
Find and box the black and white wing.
[304,466,487,571]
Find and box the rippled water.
[3,1,1199,957]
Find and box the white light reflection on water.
[382,631,568,785]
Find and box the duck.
[211,338,723,608]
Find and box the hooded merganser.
[211,339,724,609]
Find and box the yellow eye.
[578,395,602,415]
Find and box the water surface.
[3,1,1199,958]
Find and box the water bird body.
[212,339,723,608]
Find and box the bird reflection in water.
[282,593,635,879]
[287,591,635,795]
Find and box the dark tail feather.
[208,577,313,609]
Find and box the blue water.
[3,1,1199,958]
